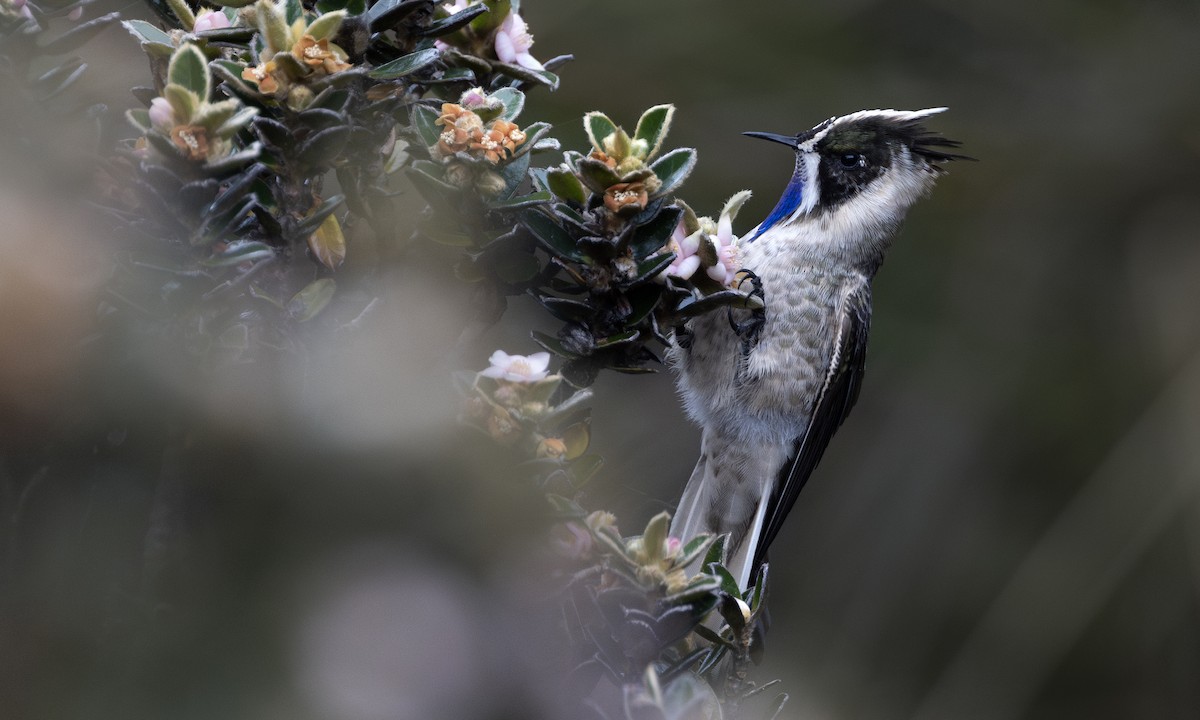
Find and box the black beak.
[742,131,800,149]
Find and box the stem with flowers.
[68,0,794,717]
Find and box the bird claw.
[728,270,766,354]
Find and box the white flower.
[148,97,175,131]
[193,8,231,32]
[480,350,551,383]
[494,12,543,71]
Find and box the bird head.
[743,108,967,246]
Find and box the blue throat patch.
[747,174,805,243]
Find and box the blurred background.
[3,0,1199,719]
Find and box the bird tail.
[669,429,784,590]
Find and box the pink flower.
[67,5,82,20]
[480,350,551,383]
[9,0,34,20]
[148,97,175,131]
[193,8,231,31]
[494,12,543,71]
[661,220,702,281]
[705,212,741,286]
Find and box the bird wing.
[751,278,872,573]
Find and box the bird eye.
[839,152,864,169]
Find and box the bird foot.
[728,270,766,355]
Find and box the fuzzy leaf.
[539,296,591,323]
[675,534,717,569]
[545,167,586,205]
[288,278,337,322]
[204,143,263,173]
[162,83,200,124]
[168,44,210,100]
[633,104,674,161]
[126,108,152,133]
[583,111,617,153]
[308,213,346,270]
[34,58,87,101]
[628,254,675,287]
[662,574,723,605]
[594,329,639,349]
[574,157,621,194]
[305,10,346,41]
[490,87,524,122]
[649,147,696,198]
[256,0,291,54]
[284,0,303,24]
[216,107,259,136]
[122,19,174,45]
[675,289,764,319]
[369,48,440,79]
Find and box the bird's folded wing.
[751,278,872,573]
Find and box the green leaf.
[490,87,524,122]
[369,48,441,79]
[487,191,551,210]
[675,534,717,569]
[649,147,697,198]
[663,574,723,605]
[583,111,617,153]
[201,241,275,267]
[122,19,175,45]
[126,108,152,133]
[594,329,638,349]
[627,253,674,286]
[545,493,585,518]
[545,167,586,205]
[633,104,674,161]
[204,143,263,173]
[520,209,582,262]
[296,126,351,170]
[418,3,487,36]
[470,0,509,34]
[295,195,345,236]
[422,67,476,84]
[288,278,337,322]
[405,165,459,215]
[316,0,365,13]
[703,532,727,569]
[574,157,621,194]
[192,97,242,129]
[509,121,550,160]
[538,296,591,323]
[163,83,201,124]
[630,205,682,260]
[569,454,603,486]
[284,0,303,24]
[411,103,441,148]
[305,10,347,40]
[34,57,86,101]
[367,0,427,30]
[493,248,539,284]
[492,62,559,90]
[216,106,259,136]
[168,43,211,100]
[531,330,579,359]
[641,511,670,562]
[210,59,262,102]
[38,12,119,55]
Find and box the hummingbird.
[669,108,967,590]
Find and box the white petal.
[494,28,516,64]
[717,214,732,246]
[516,52,544,71]
[674,255,701,280]
[527,352,551,373]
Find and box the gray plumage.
[669,108,966,589]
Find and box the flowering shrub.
[22,0,787,716]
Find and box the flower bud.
[536,437,567,459]
[474,169,507,197]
